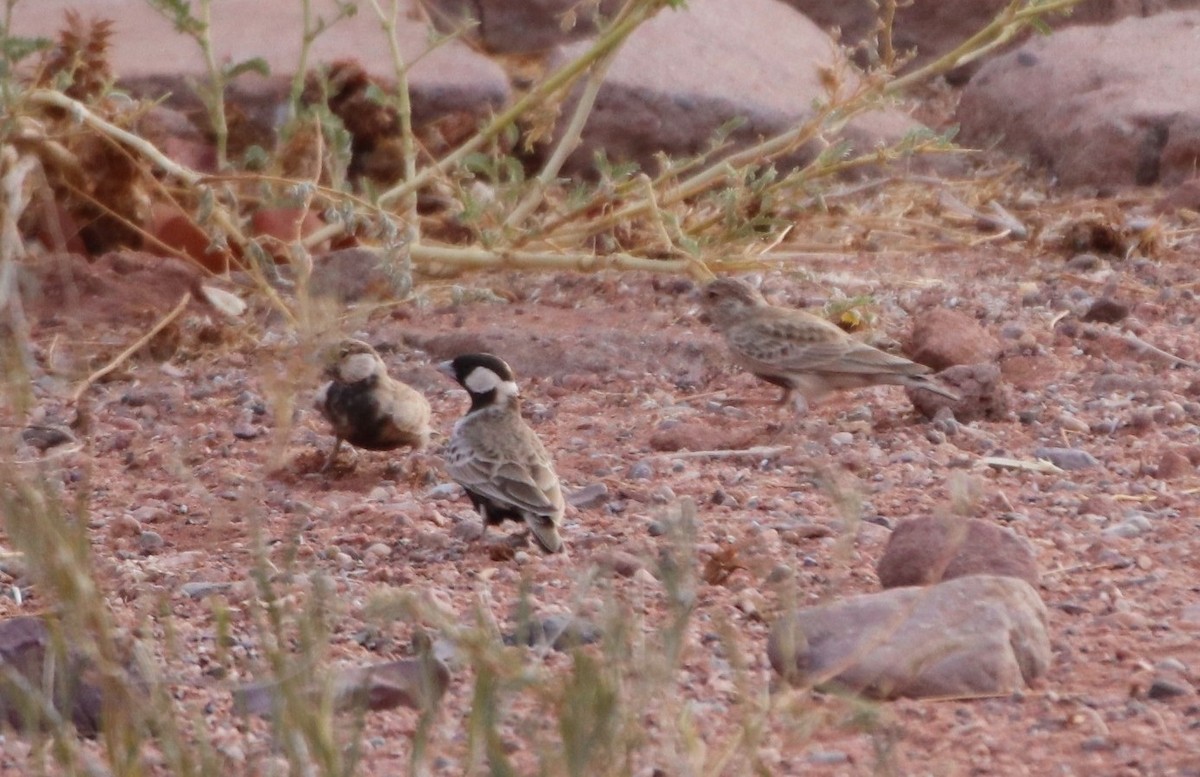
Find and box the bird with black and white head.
[314,338,432,472]
[438,353,565,554]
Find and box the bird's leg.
[319,437,343,473]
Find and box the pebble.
[1065,253,1102,271]
[1103,514,1152,539]
[567,483,609,509]
[368,486,389,502]
[181,581,233,599]
[139,531,165,553]
[807,751,850,766]
[1080,736,1113,752]
[426,483,463,500]
[628,460,654,480]
[1147,678,1193,700]
[1180,604,1200,626]
[232,420,262,440]
[650,485,676,504]
[110,514,143,538]
[365,542,392,561]
[1057,412,1090,434]
[829,432,853,446]
[1034,447,1099,471]
[632,568,657,585]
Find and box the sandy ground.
[4,229,1200,775]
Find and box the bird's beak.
[436,360,455,379]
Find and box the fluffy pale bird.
[701,277,958,413]
[314,338,432,472]
[438,353,565,554]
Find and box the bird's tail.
[905,374,960,401]
[526,514,564,554]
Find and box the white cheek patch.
[465,366,518,398]
[340,352,379,382]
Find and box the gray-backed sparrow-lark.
[701,277,958,414]
[314,338,432,472]
[438,353,565,554]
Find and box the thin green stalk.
[301,0,674,250]
[886,0,1085,94]
[288,0,316,118]
[502,37,622,230]
[368,0,420,247]
[195,0,229,170]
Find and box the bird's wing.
[730,311,929,376]
[446,415,564,521]
[377,378,432,429]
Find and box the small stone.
[181,582,233,599]
[567,483,609,509]
[807,751,849,765]
[1065,253,1101,271]
[365,543,392,560]
[1080,736,1113,752]
[1103,514,1152,539]
[829,432,853,446]
[368,487,389,502]
[1080,298,1129,324]
[1057,412,1089,434]
[21,425,75,451]
[632,568,658,585]
[1033,447,1099,471]
[232,422,262,440]
[1147,677,1193,700]
[650,485,676,504]
[139,531,165,553]
[628,461,654,480]
[647,521,666,537]
[426,483,463,500]
[1181,604,1200,626]
[595,551,643,578]
[110,514,143,539]
[1156,450,1193,480]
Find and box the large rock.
[958,11,1200,186]
[876,516,1040,589]
[767,575,1051,699]
[783,0,1198,76]
[11,0,509,139]
[425,0,623,53]
[548,0,926,177]
[908,308,1001,371]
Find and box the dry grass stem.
[70,291,192,402]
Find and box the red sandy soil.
[3,231,1200,775]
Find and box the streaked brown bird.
[314,338,432,472]
[700,277,958,414]
[438,353,565,554]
